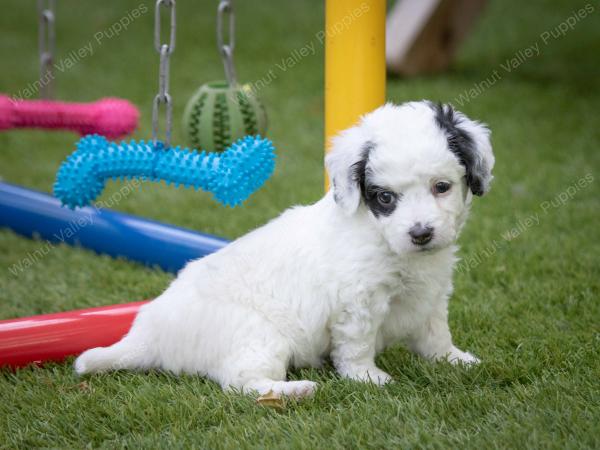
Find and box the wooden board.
[386,0,487,76]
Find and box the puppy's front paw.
[446,347,480,365]
[340,366,393,385]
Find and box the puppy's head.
[326,101,494,254]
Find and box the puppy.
[76,101,494,399]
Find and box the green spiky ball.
[183,81,267,152]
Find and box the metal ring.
[154,0,176,54]
[217,0,234,53]
[220,46,237,86]
[158,44,171,98]
[38,0,56,99]
[217,0,237,86]
[152,0,175,148]
[152,94,173,148]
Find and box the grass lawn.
[1,0,599,448]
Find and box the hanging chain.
[217,0,237,86]
[152,0,176,147]
[38,0,56,99]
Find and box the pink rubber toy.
[0,95,139,139]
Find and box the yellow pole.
[324,0,386,190]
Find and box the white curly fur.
[76,101,494,399]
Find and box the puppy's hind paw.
[73,346,117,375]
[74,352,92,375]
[74,358,86,375]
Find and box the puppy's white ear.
[325,125,371,214]
[433,103,495,196]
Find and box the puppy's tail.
[74,336,152,375]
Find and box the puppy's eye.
[433,181,452,195]
[377,191,395,205]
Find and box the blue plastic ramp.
[0,182,228,272]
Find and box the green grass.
[1,0,599,448]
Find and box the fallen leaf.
[77,381,92,392]
[256,390,285,409]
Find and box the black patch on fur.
[332,179,341,204]
[351,141,373,197]
[363,185,399,217]
[351,141,399,217]
[430,102,486,196]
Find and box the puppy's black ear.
[325,125,372,214]
[432,103,495,196]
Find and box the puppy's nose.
[409,223,433,245]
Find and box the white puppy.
[76,101,494,399]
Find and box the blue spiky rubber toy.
[54,134,276,208]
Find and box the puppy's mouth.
[411,234,434,248]
[411,239,442,253]
[411,237,432,246]
[416,245,436,253]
